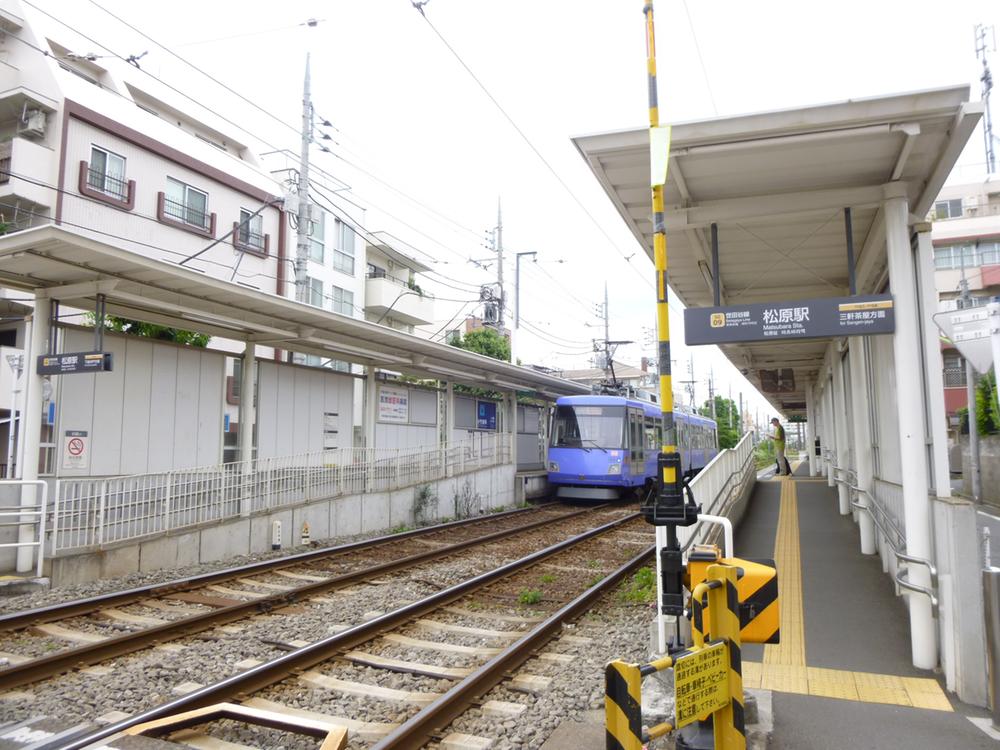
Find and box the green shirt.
[773,425,785,448]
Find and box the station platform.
[737,462,995,749]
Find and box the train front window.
[550,405,625,449]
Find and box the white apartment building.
[365,231,434,334]
[927,176,1000,424]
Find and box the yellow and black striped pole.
[641,0,698,619]
[707,563,747,750]
[604,659,644,750]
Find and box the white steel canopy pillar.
[18,295,50,572]
[364,367,377,450]
[825,378,836,488]
[238,341,256,466]
[832,351,851,515]
[848,337,877,554]
[884,184,936,670]
[805,381,818,477]
[913,225,951,498]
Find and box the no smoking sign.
[62,430,90,470]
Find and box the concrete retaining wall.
[959,433,1000,503]
[46,463,516,587]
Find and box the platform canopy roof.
[572,85,982,417]
[0,226,589,397]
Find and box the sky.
[28,0,1000,427]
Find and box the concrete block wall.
[46,463,517,586]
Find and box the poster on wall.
[378,386,409,423]
[62,430,90,470]
[477,401,497,430]
[323,411,339,449]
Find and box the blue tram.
[546,394,718,500]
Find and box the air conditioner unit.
[18,109,46,139]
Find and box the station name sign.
[685,294,895,345]
[37,351,113,375]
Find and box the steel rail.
[0,503,555,631]
[59,512,642,750]
[0,505,599,692]
[373,543,655,750]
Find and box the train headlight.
[548,461,559,472]
[608,463,622,475]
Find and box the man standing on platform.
[769,417,792,476]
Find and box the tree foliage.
[449,327,510,362]
[104,316,210,347]
[698,395,742,449]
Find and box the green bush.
[619,566,657,604]
[518,589,542,605]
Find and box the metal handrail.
[835,467,939,615]
[682,438,756,553]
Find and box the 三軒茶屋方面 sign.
[685,295,894,346]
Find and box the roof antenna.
[975,23,997,174]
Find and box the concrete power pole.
[708,367,716,421]
[496,199,505,330]
[294,55,314,305]
[960,265,982,501]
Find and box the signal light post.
[640,0,701,621]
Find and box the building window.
[310,211,325,263]
[332,285,353,316]
[233,208,268,255]
[164,177,210,229]
[934,241,1000,270]
[333,219,355,275]
[87,147,128,201]
[933,198,964,220]
[308,277,323,308]
[942,351,966,387]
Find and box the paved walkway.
[736,464,995,749]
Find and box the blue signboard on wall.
[477,401,497,430]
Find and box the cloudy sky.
[31,0,1000,425]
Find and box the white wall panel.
[56,328,224,476]
[256,362,354,459]
[172,348,200,470]
[197,355,224,466]
[90,333,126,475]
[119,336,153,475]
[147,345,178,472]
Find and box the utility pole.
[739,392,744,435]
[708,367,716,422]
[496,199,505,330]
[960,264,982,501]
[294,54,313,305]
[975,24,996,174]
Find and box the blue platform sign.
[477,401,497,431]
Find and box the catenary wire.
[413,3,655,292]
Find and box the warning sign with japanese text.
[674,641,729,728]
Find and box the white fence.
[654,431,756,652]
[53,434,511,554]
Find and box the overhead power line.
[411,3,655,292]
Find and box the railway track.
[46,512,654,750]
[0,503,608,693]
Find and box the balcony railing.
[87,168,128,201]
[232,221,269,256]
[77,161,135,209]
[0,141,10,185]
[943,366,966,387]
[157,191,216,238]
[163,196,209,228]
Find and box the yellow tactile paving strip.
[744,476,953,713]
[762,478,806,668]
[741,663,951,711]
